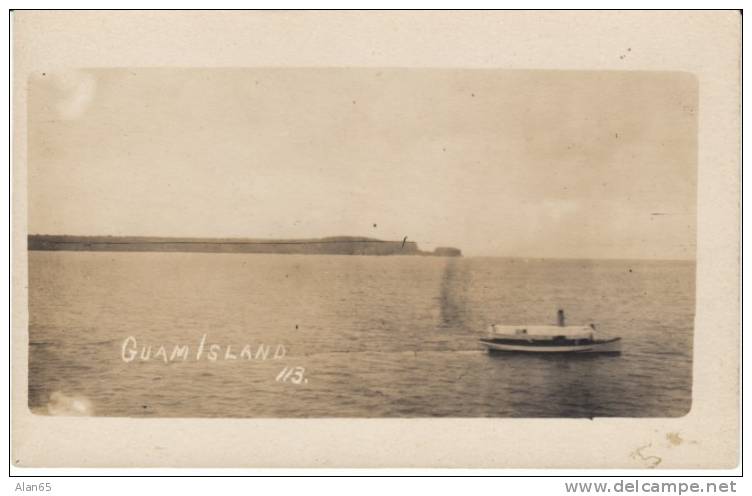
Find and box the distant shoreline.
[27,235,462,257]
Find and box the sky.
[28,68,697,259]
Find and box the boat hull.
[480,337,621,354]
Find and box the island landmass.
[27,235,462,257]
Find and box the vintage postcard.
[11,11,740,468]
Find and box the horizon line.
[26,233,695,263]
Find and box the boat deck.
[481,336,595,347]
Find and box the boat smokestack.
[557,309,565,327]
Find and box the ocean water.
[28,252,694,418]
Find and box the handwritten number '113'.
[276,366,307,384]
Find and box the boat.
[479,310,621,354]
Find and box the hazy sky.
[28,68,697,259]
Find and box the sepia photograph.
[26,68,697,419]
[10,10,740,471]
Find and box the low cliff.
[28,235,462,257]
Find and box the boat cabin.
[486,324,595,346]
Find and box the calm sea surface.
[28,252,694,418]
